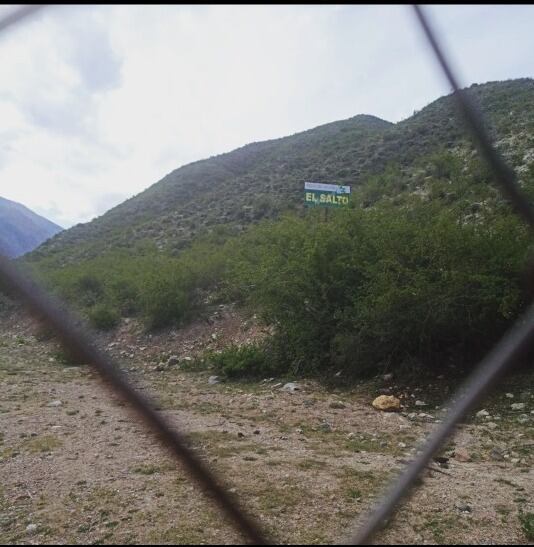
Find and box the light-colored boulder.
[372,395,401,412]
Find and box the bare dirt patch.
[0,310,533,544]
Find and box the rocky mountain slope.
[27,78,534,265]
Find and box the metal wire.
[1,4,533,546]
[346,5,534,543]
[0,257,271,545]
[0,5,45,34]
[412,4,534,229]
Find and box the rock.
[319,422,332,433]
[253,430,260,435]
[208,376,220,385]
[489,447,505,461]
[486,422,498,430]
[454,448,471,462]
[281,382,300,393]
[167,355,179,366]
[415,400,426,407]
[511,403,525,411]
[456,504,472,513]
[26,524,38,535]
[505,393,514,399]
[398,442,406,448]
[372,395,401,412]
[476,409,490,418]
[329,401,346,410]
[517,414,529,424]
[47,400,63,407]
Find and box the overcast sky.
[0,4,533,228]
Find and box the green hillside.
[16,78,534,380]
[27,79,534,265]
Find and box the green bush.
[519,512,534,540]
[205,343,279,379]
[87,304,120,331]
[227,197,530,377]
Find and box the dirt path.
[0,311,533,544]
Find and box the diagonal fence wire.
[0,5,46,34]
[347,5,534,544]
[1,3,533,547]
[0,257,272,546]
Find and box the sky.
[0,4,533,228]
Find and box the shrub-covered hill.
[26,78,534,265]
[0,197,62,258]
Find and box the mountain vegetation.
[14,78,534,379]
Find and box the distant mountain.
[0,197,62,258]
[27,78,534,264]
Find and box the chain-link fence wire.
[0,4,532,546]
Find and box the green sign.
[304,182,351,208]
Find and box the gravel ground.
[0,310,533,545]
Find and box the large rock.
[372,395,401,412]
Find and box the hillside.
[0,197,62,258]
[27,78,534,265]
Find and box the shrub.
[88,304,120,331]
[206,343,279,379]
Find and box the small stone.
[454,448,471,462]
[319,422,332,433]
[505,393,514,399]
[237,432,245,438]
[281,382,300,393]
[26,524,38,535]
[383,373,394,381]
[167,355,179,366]
[511,403,525,411]
[476,409,489,418]
[253,430,260,435]
[372,395,401,412]
[47,400,63,407]
[415,400,426,407]
[456,504,472,513]
[489,447,505,461]
[208,376,220,385]
[486,422,498,430]
[398,442,406,448]
[329,401,346,410]
[517,414,529,424]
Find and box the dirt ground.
[0,307,533,545]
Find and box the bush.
[227,197,530,377]
[87,304,120,331]
[205,343,279,379]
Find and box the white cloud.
[0,5,533,227]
